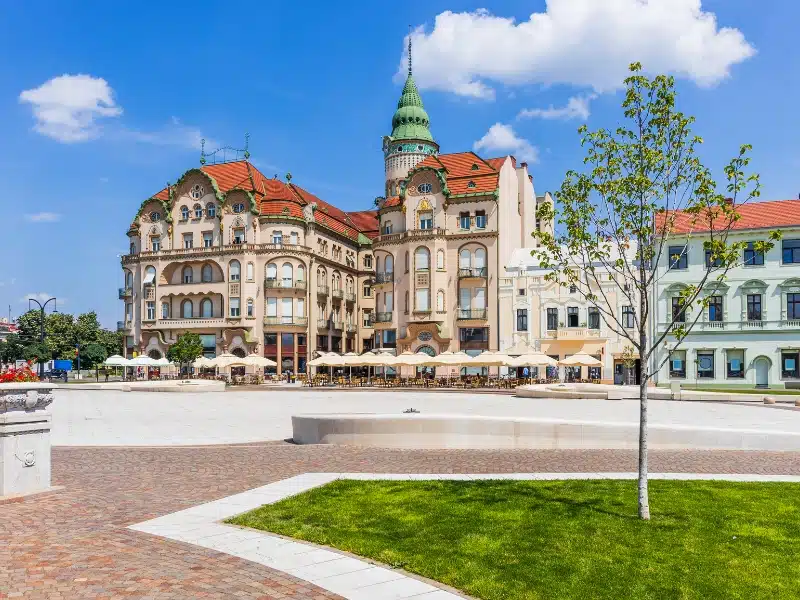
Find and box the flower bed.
[0,364,39,383]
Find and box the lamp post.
[28,297,57,379]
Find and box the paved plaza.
[3,389,800,599]
[51,388,800,446]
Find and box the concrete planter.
[0,382,55,497]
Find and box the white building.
[500,245,641,384]
[652,199,800,389]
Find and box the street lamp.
[28,297,57,379]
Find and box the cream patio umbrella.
[241,354,278,368]
[208,353,245,369]
[508,352,558,381]
[425,350,468,381]
[104,355,130,366]
[467,351,515,367]
[558,351,602,382]
[192,356,214,368]
[392,351,431,380]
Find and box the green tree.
[0,334,26,364]
[23,341,51,364]
[167,333,203,371]
[95,328,123,358]
[533,63,777,520]
[80,342,108,369]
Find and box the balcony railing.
[373,312,393,323]
[374,227,447,244]
[331,321,343,330]
[116,320,129,331]
[458,267,488,279]
[264,278,307,291]
[317,319,330,329]
[346,323,357,333]
[118,287,132,299]
[457,309,488,320]
[317,285,329,296]
[659,320,800,332]
[374,272,394,284]
[345,292,356,303]
[263,316,308,327]
[332,289,344,300]
[121,242,313,264]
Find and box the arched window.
[405,251,410,272]
[246,262,254,281]
[246,298,254,317]
[206,203,216,218]
[182,300,193,319]
[437,290,445,312]
[182,266,193,284]
[129,242,136,255]
[144,266,156,286]
[125,271,133,288]
[415,247,430,271]
[194,204,203,219]
[229,260,240,282]
[201,264,213,283]
[161,301,170,319]
[474,248,487,271]
[200,298,213,318]
[297,264,306,282]
[180,205,189,220]
[282,263,293,286]
[385,255,394,274]
[346,277,354,293]
[266,262,277,280]
[459,249,471,269]
[436,249,444,270]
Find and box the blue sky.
[0,0,796,328]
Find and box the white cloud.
[402,1,755,99]
[24,212,61,223]
[19,74,122,142]
[473,123,539,163]
[116,117,212,151]
[518,93,598,121]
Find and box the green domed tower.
[382,37,439,197]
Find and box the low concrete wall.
[515,383,800,403]
[56,380,226,393]
[292,413,800,451]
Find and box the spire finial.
[407,26,413,75]
[244,132,250,159]
[200,138,206,165]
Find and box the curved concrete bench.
[292,413,800,451]
[57,380,226,393]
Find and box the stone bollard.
[763,396,776,405]
[0,383,55,497]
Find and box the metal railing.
[317,285,329,296]
[121,242,313,264]
[116,320,128,331]
[458,267,488,279]
[457,309,487,320]
[331,321,343,330]
[373,312,393,323]
[118,287,132,299]
[346,323,357,333]
[317,319,330,329]
[332,289,344,300]
[345,292,356,303]
[264,278,307,290]
[263,316,308,326]
[374,272,394,284]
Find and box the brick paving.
[2,444,800,599]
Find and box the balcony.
[346,323,357,334]
[345,292,356,303]
[660,319,800,333]
[263,316,308,327]
[121,242,313,264]
[544,327,603,339]
[457,309,488,321]
[374,272,394,285]
[458,267,488,280]
[118,287,132,300]
[317,285,329,297]
[116,320,130,331]
[264,278,307,291]
[373,312,393,324]
[332,289,344,300]
[317,318,330,330]
[146,317,230,329]
[331,320,343,330]
[373,227,447,245]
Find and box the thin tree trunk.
[638,343,650,520]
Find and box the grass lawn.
[228,480,800,600]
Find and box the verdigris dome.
[390,74,433,142]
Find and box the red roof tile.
[382,196,401,208]
[448,174,499,195]
[413,152,500,196]
[656,199,800,234]
[346,210,379,234]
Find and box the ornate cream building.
[119,54,551,371]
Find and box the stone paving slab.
[3,443,800,598]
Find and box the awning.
[143,270,156,285]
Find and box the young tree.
[533,64,776,520]
[80,342,108,369]
[0,334,26,364]
[167,333,203,372]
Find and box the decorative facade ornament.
[0,389,55,413]
[303,202,317,223]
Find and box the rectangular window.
[229,297,240,317]
[459,328,488,342]
[297,298,305,317]
[183,233,193,249]
[516,309,528,331]
[363,283,371,298]
[475,210,486,229]
[383,329,397,348]
[747,294,762,321]
[788,293,800,320]
[669,350,686,378]
[419,212,433,230]
[161,302,169,319]
[727,349,744,379]
[473,288,486,310]
[290,232,298,245]
[125,302,132,320]
[744,242,764,266]
[317,335,328,351]
[272,231,283,245]
[459,212,470,229]
[782,239,800,264]
[546,308,558,331]
[200,334,217,358]
[384,291,393,312]
[708,296,723,322]
[281,298,293,323]
[672,297,686,323]
[264,333,278,346]
[782,351,800,378]
[567,306,579,327]
[518,288,526,296]
[460,287,471,310]
[704,249,722,268]
[364,255,372,268]
[146,301,155,320]
[266,297,277,317]
[415,289,430,311]
[668,245,688,270]
[246,263,254,281]
[622,306,635,328]
[151,237,160,251]
[363,310,372,327]
[203,232,213,248]
[697,352,715,378]
[233,228,245,244]
[588,307,600,329]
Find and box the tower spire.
[407,25,412,76]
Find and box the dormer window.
[180,206,189,220]
[150,211,161,222]
[233,203,245,214]
[467,181,476,188]
[417,183,432,194]
[471,164,479,170]
[191,184,204,199]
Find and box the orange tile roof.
[448,173,500,195]
[413,151,501,197]
[382,196,401,208]
[656,199,800,234]
[346,210,380,234]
